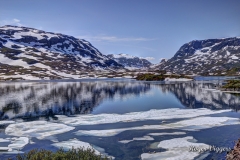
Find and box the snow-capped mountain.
[0,25,125,80]
[150,58,168,69]
[107,53,152,70]
[154,37,240,75]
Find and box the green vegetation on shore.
[201,67,240,76]
[225,67,240,76]
[222,80,240,91]
[9,148,110,160]
[135,73,192,81]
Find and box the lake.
[0,78,240,160]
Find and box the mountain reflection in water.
[0,81,150,120]
[159,82,240,111]
[0,80,240,120]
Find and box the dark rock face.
[227,139,240,160]
[160,59,166,63]
[154,37,240,75]
[107,54,152,69]
[15,36,38,43]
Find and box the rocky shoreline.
[227,139,240,160]
[135,73,193,81]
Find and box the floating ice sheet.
[75,125,169,137]
[0,138,10,143]
[0,137,29,153]
[0,121,15,125]
[75,116,239,137]
[148,132,186,136]
[141,136,209,160]
[76,129,126,137]
[119,136,154,144]
[165,116,240,131]
[5,121,75,139]
[8,137,29,150]
[52,138,114,159]
[56,108,230,126]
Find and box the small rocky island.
[221,80,240,92]
[135,73,193,81]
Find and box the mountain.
[0,25,125,80]
[107,53,152,70]
[150,58,168,70]
[153,37,240,75]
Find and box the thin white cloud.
[0,18,23,26]
[141,57,155,60]
[13,19,20,23]
[78,35,156,42]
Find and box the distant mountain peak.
[109,53,136,59]
[107,53,152,70]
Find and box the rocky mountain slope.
[0,25,125,80]
[153,37,240,75]
[107,53,152,70]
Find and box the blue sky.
[0,0,239,63]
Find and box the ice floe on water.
[76,129,127,137]
[119,136,154,144]
[75,116,239,137]
[141,136,209,160]
[5,121,74,139]
[0,138,10,143]
[165,116,240,131]
[0,137,28,153]
[8,137,29,150]
[75,125,169,137]
[52,138,114,159]
[148,132,186,136]
[56,108,231,126]
[0,121,15,125]
[2,108,239,159]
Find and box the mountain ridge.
[153,37,240,75]
[0,25,240,80]
[0,25,126,80]
[107,53,152,70]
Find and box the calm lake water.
[0,78,240,160]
